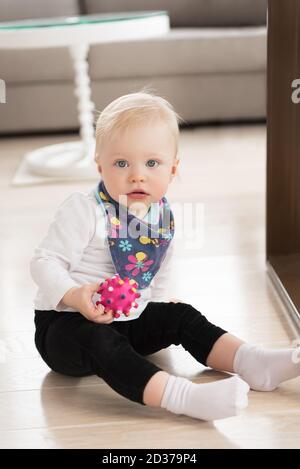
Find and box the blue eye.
[146,159,159,168]
[115,160,128,168]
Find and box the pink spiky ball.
[96,274,141,318]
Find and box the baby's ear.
[170,158,179,179]
[95,157,102,174]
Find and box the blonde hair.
[94,90,182,163]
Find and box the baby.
[31,91,300,422]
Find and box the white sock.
[233,343,300,391]
[160,375,249,421]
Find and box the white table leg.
[25,43,97,179]
[70,43,95,160]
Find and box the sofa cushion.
[89,27,266,81]
[0,71,266,133]
[84,0,267,27]
[1,26,266,84]
[0,48,74,83]
[0,0,80,22]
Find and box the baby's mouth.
[129,191,147,194]
[127,189,149,195]
[127,191,149,199]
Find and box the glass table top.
[0,11,167,30]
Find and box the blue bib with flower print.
[94,180,174,289]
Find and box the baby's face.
[96,119,178,215]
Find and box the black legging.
[34,301,227,405]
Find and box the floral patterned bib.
[94,180,174,289]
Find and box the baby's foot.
[234,343,300,391]
[161,375,249,421]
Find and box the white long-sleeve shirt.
[30,189,176,321]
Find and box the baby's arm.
[30,193,113,323]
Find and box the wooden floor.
[1,123,300,449]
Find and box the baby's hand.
[62,283,114,324]
[169,298,183,303]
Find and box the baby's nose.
[129,173,146,183]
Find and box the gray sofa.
[0,0,267,134]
